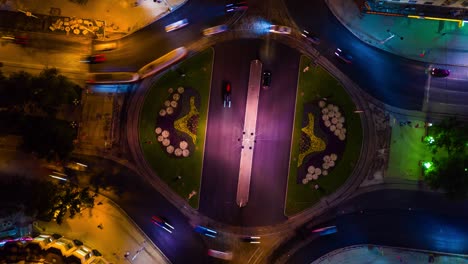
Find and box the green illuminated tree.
[425,117,468,155]
[423,118,468,199]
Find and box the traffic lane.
[72,155,208,264]
[335,189,468,218]
[123,186,210,264]
[285,0,427,110]
[90,0,226,73]
[243,40,299,226]
[286,210,468,263]
[199,39,260,225]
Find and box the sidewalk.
[326,0,468,66]
[0,0,186,40]
[313,244,468,263]
[38,194,170,264]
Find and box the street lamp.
[17,9,38,18]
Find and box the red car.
[151,216,174,233]
[82,54,106,64]
[430,68,450,77]
[14,36,29,45]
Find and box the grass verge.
[138,49,214,208]
[285,56,363,216]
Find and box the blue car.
[194,225,217,238]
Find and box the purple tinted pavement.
[326,0,468,66]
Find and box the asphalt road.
[89,0,227,73]
[272,189,468,263]
[199,39,298,226]
[285,0,468,114]
[73,155,210,264]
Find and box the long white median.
[236,60,262,207]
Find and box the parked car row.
[21,234,109,264]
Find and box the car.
[223,81,232,108]
[165,19,189,32]
[262,71,271,89]
[207,249,233,260]
[269,25,292,35]
[81,54,106,64]
[430,68,450,77]
[14,36,28,45]
[241,236,261,244]
[194,225,217,238]
[225,1,248,12]
[151,216,175,233]
[301,30,320,45]
[311,225,338,236]
[203,24,228,36]
[334,48,353,64]
[93,42,117,52]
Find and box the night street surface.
[72,155,210,264]
[285,0,468,113]
[199,39,297,226]
[89,0,226,73]
[272,189,468,263]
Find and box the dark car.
[223,81,232,108]
[262,70,271,89]
[430,68,450,77]
[81,54,106,64]
[334,48,352,64]
[14,36,29,45]
[151,216,174,233]
[301,30,320,45]
[241,236,261,244]
[225,1,248,12]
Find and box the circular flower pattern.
[173,93,180,101]
[166,107,174,115]
[162,138,170,147]
[166,145,174,154]
[168,88,174,94]
[182,149,190,157]
[180,141,188,150]
[177,87,184,94]
[164,100,171,107]
[155,127,162,134]
[162,130,170,138]
[157,135,164,142]
[159,109,166,116]
[174,148,182,156]
[170,101,178,108]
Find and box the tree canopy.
[424,117,468,199]
[0,174,95,224]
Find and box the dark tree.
[0,71,33,108]
[425,156,468,200]
[21,117,76,161]
[424,118,468,199]
[0,174,95,224]
[426,117,468,155]
[31,68,79,116]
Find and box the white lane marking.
[423,67,432,111]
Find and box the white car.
[208,249,233,260]
[203,24,228,36]
[165,19,189,32]
[269,25,291,35]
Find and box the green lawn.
[138,49,214,208]
[285,56,363,216]
[387,121,432,180]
